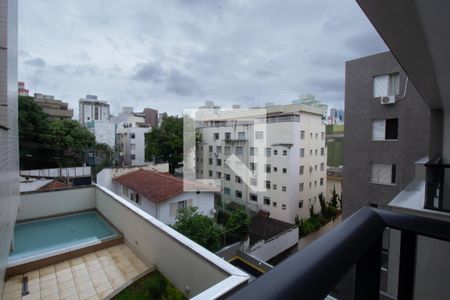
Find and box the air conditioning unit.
[380,95,396,105]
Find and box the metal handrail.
[228,207,450,300]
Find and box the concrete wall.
[248,227,298,261]
[343,52,430,218]
[0,0,18,289]
[95,186,248,298]
[17,187,96,221]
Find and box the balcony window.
[274,149,278,155]
[320,178,324,186]
[299,200,303,208]
[209,145,213,152]
[320,148,325,156]
[273,167,278,172]
[130,154,136,160]
[208,170,213,177]
[265,180,271,189]
[217,146,221,153]
[217,159,221,166]
[320,163,324,171]
[265,164,271,173]
[235,190,242,198]
[372,119,399,140]
[250,162,257,171]
[225,173,230,181]
[250,147,257,156]
[225,146,231,155]
[235,176,242,183]
[283,150,288,156]
[214,132,219,140]
[131,133,136,139]
[250,178,257,186]
[282,168,287,174]
[130,144,136,150]
[209,158,213,165]
[300,130,305,139]
[224,187,231,195]
[272,202,277,207]
[373,73,400,97]
[235,147,243,155]
[273,184,277,190]
[225,132,231,139]
[299,165,304,175]
[300,148,305,158]
[371,163,396,185]
[265,148,271,157]
[282,204,286,210]
[238,132,245,139]
[264,197,270,205]
[217,172,221,178]
[249,193,258,201]
[282,186,287,192]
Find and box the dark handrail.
[227,207,450,300]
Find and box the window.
[320,148,325,156]
[282,168,287,174]
[273,184,277,190]
[122,185,128,197]
[300,148,305,158]
[217,146,221,153]
[282,186,287,192]
[224,187,231,195]
[315,149,318,156]
[299,200,303,208]
[315,165,317,171]
[130,154,136,160]
[250,147,257,156]
[170,200,193,217]
[320,178,324,186]
[309,182,312,188]
[265,148,271,157]
[373,73,400,97]
[310,149,313,156]
[235,176,242,183]
[282,204,286,210]
[217,159,222,166]
[131,133,136,139]
[235,190,242,198]
[272,202,277,207]
[310,166,313,173]
[273,167,278,172]
[250,162,257,171]
[250,178,257,186]
[371,163,396,185]
[250,193,258,201]
[225,132,231,140]
[264,197,270,205]
[321,132,325,140]
[310,133,313,139]
[235,147,243,155]
[315,133,318,139]
[372,119,399,140]
[274,150,278,155]
[209,170,213,176]
[300,130,305,139]
[130,144,136,150]
[225,174,231,181]
[320,163,324,171]
[209,145,213,152]
[214,133,219,140]
[265,164,271,173]
[217,172,221,178]
[209,158,213,165]
[225,146,231,155]
[299,165,304,175]
[265,180,271,189]
[283,150,287,156]
[299,183,304,191]
[135,194,140,204]
[255,131,264,140]
[238,132,245,139]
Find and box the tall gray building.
[343,52,430,218]
[0,0,19,290]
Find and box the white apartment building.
[196,104,327,224]
[79,95,110,125]
[116,122,150,166]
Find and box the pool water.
[9,211,119,263]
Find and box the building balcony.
[2,185,249,299]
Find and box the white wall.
[248,227,299,261]
[95,186,248,298]
[17,187,96,221]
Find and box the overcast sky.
[18,0,387,118]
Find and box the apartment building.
[17,81,28,96]
[343,52,430,218]
[116,122,150,166]
[196,103,327,224]
[0,0,19,291]
[33,93,73,120]
[79,95,110,125]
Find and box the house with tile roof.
[112,169,215,225]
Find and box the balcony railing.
[425,156,450,212]
[228,207,450,300]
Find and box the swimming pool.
[7,210,122,275]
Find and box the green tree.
[224,208,250,243]
[173,207,223,252]
[145,116,183,174]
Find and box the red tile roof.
[38,180,70,191]
[114,169,211,203]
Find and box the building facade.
[116,122,150,166]
[196,104,327,224]
[17,81,28,96]
[326,124,344,167]
[85,120,115,148]
[79,95,110,125]
[33,93,73,120]
[0,0,19,290]
[343,52,430,218]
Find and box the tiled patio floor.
[2,244,152,300]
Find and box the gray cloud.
[131,63,166,83]
[53,64,97,76]
[306,76,344,93]
[345,31,388,56]
[24,57,46,68]
[166,71,202,97]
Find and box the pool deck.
[1,244,152,300]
